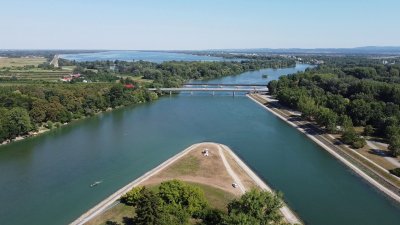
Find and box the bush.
[363,125,374,136]
[54,122,62,128]
[45,121,54,129]
[351,138,366,149]
[389,168,400,178]
[121,186,144,206]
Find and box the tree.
[5,107,32,138]
[121,186,144,206]
[298,95,317,120]
[388,135,400,157]
[226,189,284,225]
[133,188,163,225]
[315,107,338,133]
[341,127,365,149]
[363,125,374,136]
[158,179,208,216]
[108,85,124,108]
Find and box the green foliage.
[363,125,374,136]
[3,107,33,139]
[389,168,400,177]
[269,57,400,145]
[121,181,289,225]
[133,188,164,225]
[158,179,208,216]
[388,135,400,157]
[45,121,54,129]
[341,127,366,149]
[120,186,144,206]
[0,83,158,142]
[226,189,284,225]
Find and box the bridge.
[148,86,268,96]
[184,83,266,87]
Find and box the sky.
[0,0,399,50]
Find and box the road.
[50,54,59,67]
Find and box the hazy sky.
[1,0,399,50]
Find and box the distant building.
[60,73,81,82]
[124,84,135,89]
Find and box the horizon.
[1,0,399,50]
[2,46,400,51]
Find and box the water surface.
[59,51,229,63]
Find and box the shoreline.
[247,94,400,203]
[71,142,302,225]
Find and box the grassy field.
[0,57,46,68]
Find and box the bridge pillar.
[233,91,235,97]
[212,91,215,96]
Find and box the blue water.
[59,51,230,63]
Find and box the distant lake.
[59,51,231,63]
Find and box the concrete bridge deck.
[148,87,268,96]
[184,83,267,87]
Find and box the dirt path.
[217,144,246,193]
[367,140,400,168]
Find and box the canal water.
[0,64,399,225]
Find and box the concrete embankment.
[247,94,400,203]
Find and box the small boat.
[90,180,103,187]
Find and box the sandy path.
[367,140,400,168]
[217,145,246,193]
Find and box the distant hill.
[205,46,400,55]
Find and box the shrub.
[389,168,400,178]
[120,186,144,206]
[45,121,54,129]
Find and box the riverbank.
[248,93,400,203]
[72,142,302,225]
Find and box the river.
[0,64,399,225]
[59,51,232,63]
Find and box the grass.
[85,203,134,225]
[0,57,46,67]
[187,182,235,211]
[165,155,200,176]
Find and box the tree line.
[119,180,287,225]
[60,58,296,86]
[0,83,157,143]
[268,56,400,156]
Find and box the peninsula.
[72,143,301,225]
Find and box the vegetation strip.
[248,94,400,203]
